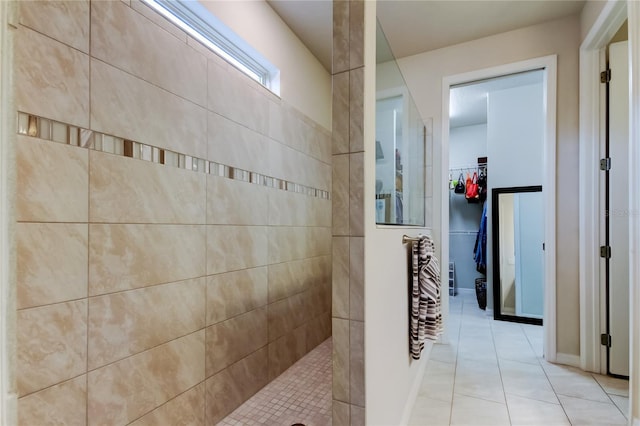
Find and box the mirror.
[492,186,543,324]
[375,20,426,226]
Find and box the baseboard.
[399,345,430,425]
[555,353,581,368]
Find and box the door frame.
[579,0,640,422]
[578,0,627,374]
[441,55,558,362]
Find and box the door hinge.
[601,333,612,347]
[600,245,612,258]
[601,69,611,83]
[600,157,611,171]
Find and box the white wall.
[449,124,487,167]
[200,0,331,129]
[487,84,544,189]
[485,83,544,310]
[365,3,432,425]
[397,14,581,357]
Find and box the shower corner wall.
[11,1,332,424]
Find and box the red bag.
[465,171,479,202]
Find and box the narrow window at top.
[142,0,280,95]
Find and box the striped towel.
[410,234,443,360]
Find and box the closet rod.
[449,162,487,171]
[402,235,422,244]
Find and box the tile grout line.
[489,304,512,425]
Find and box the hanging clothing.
[474,203,487,274]
[410,235,442,360]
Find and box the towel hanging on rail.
[408,234,442,360]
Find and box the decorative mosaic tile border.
[16,112,330,200]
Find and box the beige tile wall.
[14,1,331,424]
[332,1,366,425]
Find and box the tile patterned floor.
[409,291,630,425]
[219,338,332,426]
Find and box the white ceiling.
[267,0,586,72]
[266,0,585,126]
[450,69,544,128]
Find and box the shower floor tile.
[218,338,332,426]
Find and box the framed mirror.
[492,186,544,325]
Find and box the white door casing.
[441,55,557,362]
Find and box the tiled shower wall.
[331,1,366,425]
[13,1,331,424]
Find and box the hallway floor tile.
[409,291,629,426]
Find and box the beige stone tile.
[332,1,350,74]
[269,138,331,192]
[16,26,89,128]
[542,362,611,403]
[418,360,455,403]
[205,307,268,377]
[333,72,350,154]
[268,189,309,227]
[16,137,88,222]
[90,151,206,224]
[205,348,269,424]
[332,237,349,319]
[268,99,285,143]
[499,359,559,404]
[89,224,206,296]
[333,399,350,426]
[333,318,350,403]
[409,396,451,426]
[130,383,205,426]
[450,394,510,426]
[307,314,331,352]
[349,237,364,321]
[349,152,364,236]
[87,331,205,426]
[208,60,269,135]
[308,122,333,165]
[610,394,629,418]
[207,112,270,176]
[333,154,350,235]
[19,0,89,53]
[350,404,365,426]
[207,176,267,225]
[349,1,364,70]
[18,375,87,426]
[349,68,364,153]
[267,293,307,341]
[207,267,268,325]
[350,320,365,407]
[268,256,328,304]
[206,226,268,275]
[17,300,87,396]
[312,196,333,228]
[592,373,629,397]
[91,59,207,159]
[268,325,307,380]
[91,0,206,106]
[454,358,505,403]
[88,277,205,369]
[506,394,569,425]
[130,0,188,42]
[17,223,87,309]
[558,395,627,425]
[268,226,331,264]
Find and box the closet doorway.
[441,56,557,361]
